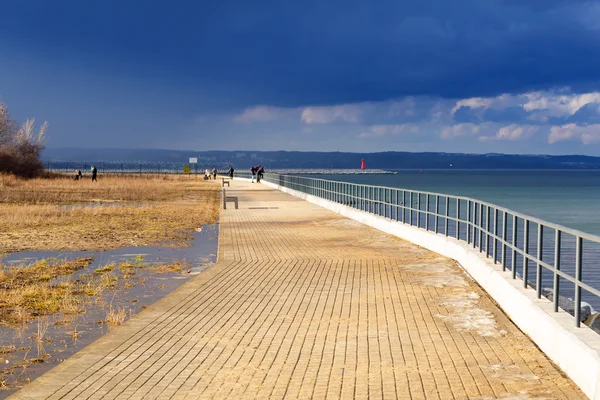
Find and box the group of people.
[72,164,262,183]
[74,166,97,181]
[251,165,264,183]
[204,167,218,180]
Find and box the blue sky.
[3,0,600,154]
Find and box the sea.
[319,169,600,312]
[321,170,600,236]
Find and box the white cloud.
[450,94,520,115]
[301,104,365,124]
[234,106,284,124]
[522,92,600,117]
[358,124,418,139]
[230,91,600,151]
[479,124,539,142]
[451,90,600,119]
[548,124,600,144]
[441,123,483,139]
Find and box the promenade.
[11,180,584,399]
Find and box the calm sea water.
[320,170,600,311]
[321,170,600,236]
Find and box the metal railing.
[45,161,227,175]
[264,173,600,327]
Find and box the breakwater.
[44,160,395,175]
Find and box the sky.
[3,0,600,154]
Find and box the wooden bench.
[222,189,238,209]
[222,178,230,187]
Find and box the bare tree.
[0,102,49,177]
[0,103,17,146]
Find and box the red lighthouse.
[360,158,366,170]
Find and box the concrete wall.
[263,180,600,400]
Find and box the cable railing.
[263,172,600,328]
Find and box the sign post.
[189,157,198,175]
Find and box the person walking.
[91,165,97,182]
[228,166,234,179]
[212,167,217,180]
[205,169,210,180]
[251,166,257,183]
[258,166,265,182]
[256,165,262,183]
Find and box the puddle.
[1,224,218,275]
[0,224,218,398]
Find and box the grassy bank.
[0,174,220,253]
[0,255,194,391]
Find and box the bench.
[222,178,230,187]
[222,189,238,209]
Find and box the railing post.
[401,191,405,223]
[426,194,430,231]
[456,199,460,240]
[479,203,484,252]
[434,195,439,233]
[575,236,582,327]
[523,219,529,288]
[512,215,518,279]
[394,189,400,221]
[445,197,449,236]
[486,206,491,258]
[553,230,561,312]
[410,192,413,226]
[417,193,421,227]
[493,208,498,264]
[502,211,508,271]
[385,188,388,218]
[536,224,543,298]
[473,202,477,248]
[467,201,472,244]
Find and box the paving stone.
[10,179,585,399]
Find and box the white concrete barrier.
[263,180,600,400]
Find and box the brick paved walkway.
[11,180,584,399]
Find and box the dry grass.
[149,262,188,274]
[0,173,194,204]
[94,264,115,274]
[0,257,177,328]
[0,258,93,326]
[0,173,220,252]
[105,306,127,329]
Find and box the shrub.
[0,103,48,178]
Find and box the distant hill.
[41,148,600,170]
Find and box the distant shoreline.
[269,169,397,175]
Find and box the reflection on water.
[1,224,218,274]
[0,224,218,398]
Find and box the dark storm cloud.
[2,0,600,108]
[3,0,600,153]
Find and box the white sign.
[189,157,198,164]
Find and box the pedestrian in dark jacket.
[91,166,97,182]
[228,166,234,179]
